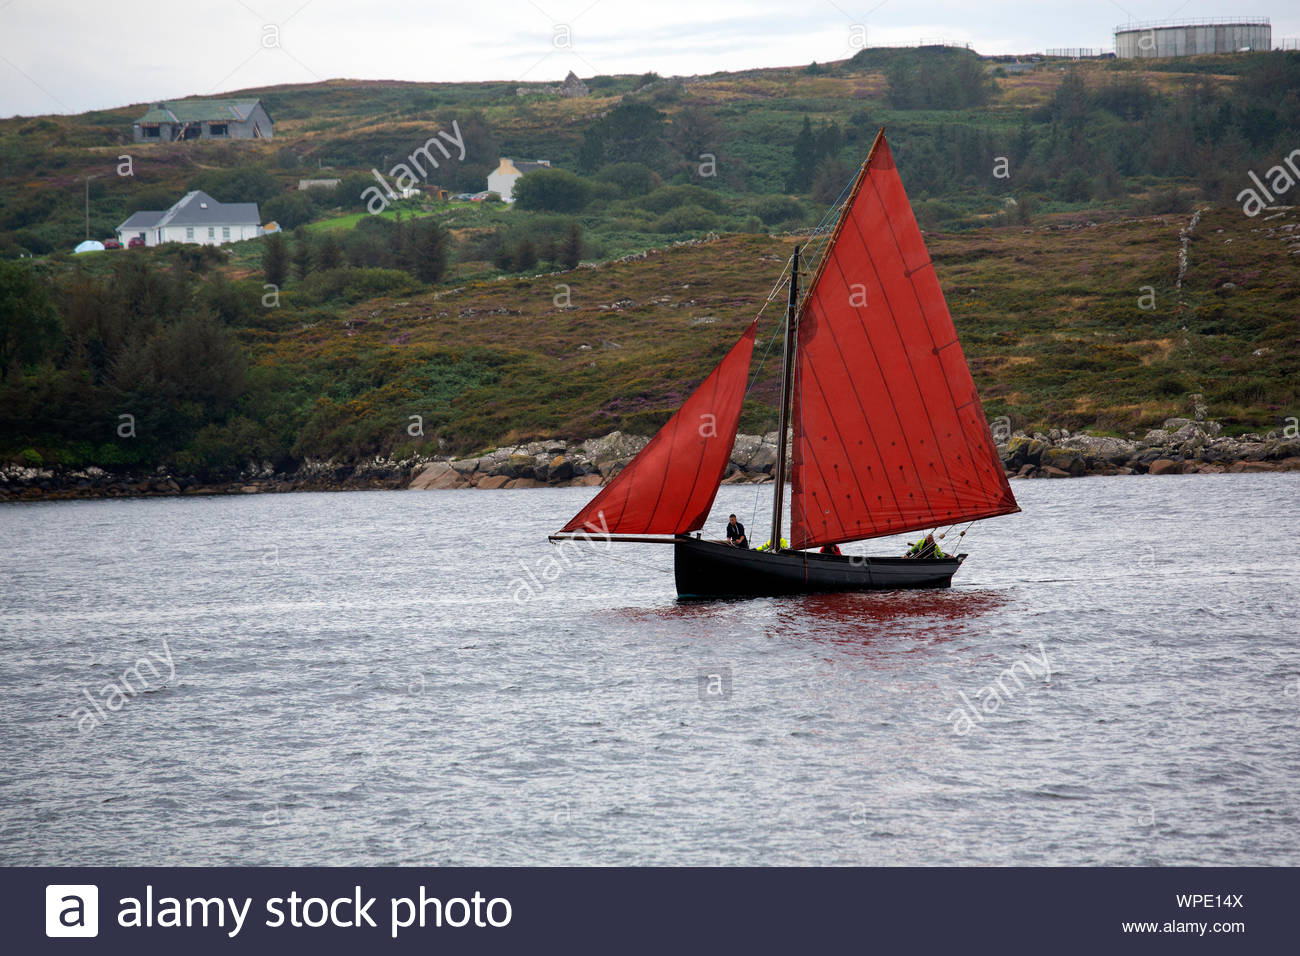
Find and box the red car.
[103,238,121,250]
[127,237,146,248]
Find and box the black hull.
[673,537,966,598]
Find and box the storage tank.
[1115,18,1271,58]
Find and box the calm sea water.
[1,475,1297,866]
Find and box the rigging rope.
[934,520,978,555]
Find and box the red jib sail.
[558,321,757,537]
[789,135,1019,550]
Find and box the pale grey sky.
[1,0,1296,116]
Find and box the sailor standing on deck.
[725,514,748,549]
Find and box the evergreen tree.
[0,260,61,379]
[315,234,343,271]
[262,232,288,288]
[785,117,817,192]
[813,122,843,163]
[511,238,537,272]
[292,232,312,280]
[409,220,449,284]
[392,213,410,272]
[561,221,582,270]
[577,102,669,173]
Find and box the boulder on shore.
[1039,447,1085,476]
[547,455,574,482]
[409,462,467,490]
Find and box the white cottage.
[115,191,261,247]
[486,158,551,203]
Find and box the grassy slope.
[0,57,1238,244]
[242,206,1300,456]
[2,55,1297,462]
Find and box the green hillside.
[1,49,1298,475]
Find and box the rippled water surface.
[2,475,1298,866]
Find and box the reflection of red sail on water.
[552,130,1019,599]
[777,590,1010,644]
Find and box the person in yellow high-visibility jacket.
[905,533,945,559]
[757,537,789,552]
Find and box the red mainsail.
[789,135,1018,550]
[558,321,757,537]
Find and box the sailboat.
[550,130,1019,598]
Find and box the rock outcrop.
[997,415,1300,480]
[408,462,467,490]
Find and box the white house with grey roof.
[487,157,552,202]
[132,99,273,142]
[115,191,262,247]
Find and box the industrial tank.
[1115,18,1271,58]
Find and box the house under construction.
[132,99,274,142]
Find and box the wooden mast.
[768,245,799,551]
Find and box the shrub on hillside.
[296,267,419,304]
[652,203,719,233]
[636,184,726,215]
[485,215,583,271]
[594,162,662,197]
[199,272,260,326]
[189,165,282,205]
[155,242,225,272]
[124,187,181,216]
[880,48,996,111]
[513,169,593,213]
[262,191,318,230]
[913,200,961,228]
[751,195,804,226]
[577,102,670,173]
[175,415,286,476]
[330,174,379,211]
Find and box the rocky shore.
[996,418,1300,478]
[4,419,1297,503]
[0,458,418,502]
[406,431,783,490]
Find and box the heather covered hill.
[3,204,1296,476]
[4,49,1298,252]
[0,49,1297,476]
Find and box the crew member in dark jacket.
[726,514,748,549]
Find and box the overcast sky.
[2,0,1296,116]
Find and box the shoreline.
[4,419,1299,503]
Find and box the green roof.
[136,99,264,124]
